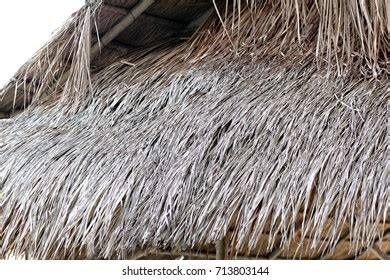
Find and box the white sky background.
[0,0,84,88]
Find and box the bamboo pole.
[60,1,155,84]
[60,0,155,86]
[216,237,226,260]
[90,0,155,59]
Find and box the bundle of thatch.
[0,0,389,260]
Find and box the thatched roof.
[0,0,389,259]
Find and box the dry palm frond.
[208,0,389,76]
[0,1,102,112]
[0,0,389,260]
[1,0,388,112]
[1,43,388,259]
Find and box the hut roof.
[0,0,389,259]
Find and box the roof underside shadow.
[0,0,215,115]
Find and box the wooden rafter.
[102,3,186,30]
[90,0,156,59]
[216,237,226,260]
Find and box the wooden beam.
[102,3,186,30]
[90,0,155,59]
[216,237,226,260]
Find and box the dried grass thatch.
[0,0,389,259]
[0,1,102,113]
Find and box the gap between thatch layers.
[0,40,389,258]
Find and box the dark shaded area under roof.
[0,0,214,114]
[98,0,212,47]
